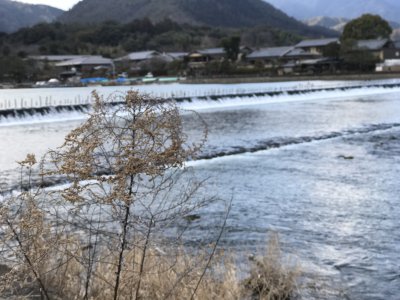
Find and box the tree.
[222,36,241,61]
[0,56,27,82]
[322,42,341,58]
[341,14,392,41]
[2,45,10,56]
[339,39,379,72]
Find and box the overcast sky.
[14,0,81,10]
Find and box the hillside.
[265,0,400,23]
[59,0,336,37]
[0,0,63,33]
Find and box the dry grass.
[244,234,301,300]
[0,234,300,300]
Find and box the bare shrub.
[0,156,56,299]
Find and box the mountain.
[264,0,400,23]
[0,0,63,33]
[304,16,400,36]
[59,0,336,37]
[304,17,349,33]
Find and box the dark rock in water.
[184,214,201,222]
[338,155,354,160]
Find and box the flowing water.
[1,81,400,299]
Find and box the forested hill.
[2,19,304,56]
[0,0,63,33]
[58,0,336,37]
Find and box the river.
[1,80,400,299]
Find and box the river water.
[1,81,400,299]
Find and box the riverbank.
[1,72,400,90]
[186,72,400,84]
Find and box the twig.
[190,197,232,300]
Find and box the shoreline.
[1,73,400,90]
[186,72,400,84]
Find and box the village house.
[294,38,339,56]
[114,50,163,72]
[246,46,293,68]
[55,56,114,79]
[375,41,400,72]
[245,41,337,75]
[115,50,162,63]
[294,58,340,75]
[28,55,95,78]
[279,47,338,75]
[114,50,182,73]
[187,46,253,69]
[355,39,397,61]
[29,55,92,67]
[282,47,320,61]
[187,48,226,68]
[386,41,400,60]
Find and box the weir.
[1,81,400,122]
[2,122,400,195]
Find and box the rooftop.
[55,56,113,67]
[29,55,90,62]
[299,58,338,65]
[296,38,339,48]
[115,51,161,62]
[247,46,293,59]
[198,48,225,55]
[356,39,389,50]
[284,48,317,58]
[167,52,188,59]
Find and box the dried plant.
[244,233,301,300]
[0,156,63,300]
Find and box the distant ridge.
[264,0,400,23]
[304,17,350,33]
[59,0,336,37]
[304,16,400,35]
[0,0,63,33]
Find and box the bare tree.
[42,90,209,299]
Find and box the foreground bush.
[0,91,299,299]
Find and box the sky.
[13,0,81,10]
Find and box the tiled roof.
[55,56,113,67]
[167,52,188,59]
[296,38,339,48]
[247,46,293,59]
[284,48,316,57]
[29,55,90,62]
[198,48,225,55]
[356,39,389,50]
[115,51,160,61]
